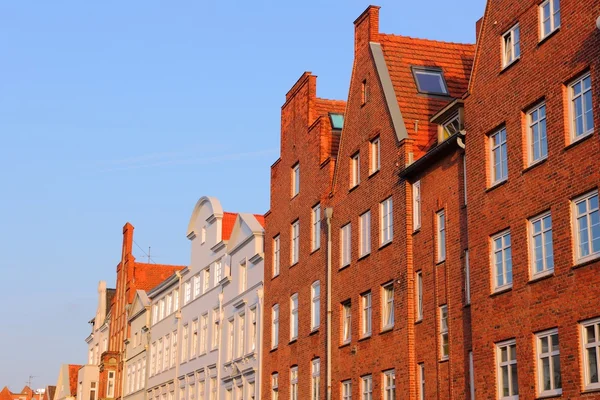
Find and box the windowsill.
[357,252,371,262]
[491,285,513,297]
[339,341,351,348]
[438,357,449,363]
[412,227,421,235]
[582,386,600,395]
[536,389,562,399]
[486,179,508,193]
[464,302,471,308]
[269,347,278,353]
[415,318,423,325]
[289,338,298,345]
[379,240,393,250]
[436,259,446,266]
[565,131,594,151]
[380,326,394,335]
[349,184,360,193]
[291,193,299,201]
[528,270,555,284]
[339,263,351,272]
[310,247,321,255]
[573,254,600,270]
[233,356,243,363]
[522,157,547,174]
[538,27,560,47]
[358,334,371,342]
[309,328,320,336]
[500,57,520,74]
[290,262,298,269]
[272,273,280,280]
[368,169,380,179]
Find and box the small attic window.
[412,67,449,96]
[330,113,344,130]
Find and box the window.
[193,275,201,298]
[173,289,179,311]
[227,319,234,361]
[330,113,344,130]
[496,340,518,399]
[464,250,471,305]
[351,153,360,188]
[490,128,508,185]
[361,292,372,338]
[527,103,548,164]
[237,313,245,358]
[191,320,198,359]
[163,336,170,371]
[311,281,321,330]
[359,211,371,257]
[312,204,322,251]
[203,268,210,293]
[442,113,461,140]
[437,210,446,262]
[361,80,368,105]
[150,342,156,376]
[90,382,97,400]
[106,371,115,398]
[383,370,395,400]
[492,230,513,291]
[290,294,299,340]
[184,281,191,304]
[201,225,206,244]
[292,163,300,197]
[341,223,352,267]
[529,212,554,278]
[272,304,279,348]
[250,308,257,351]
[412,67,449,95]
[171,330,177,368]
[536,329,561,397]
[540,0,560,39]
[380,197,393,245]
[152,304,158,325]
[239,261,247,292]
[214,260,222,285]
[290,367,298,400]
[157,338,163,371]
[380,283,394,330]
[570,73,594,141]
[342,380,352,400]
[291,221,300,265]
[248,382,255,400]
[440,305,449,360]
[272,373,279,400]
[573,191,600,263]
[312,359,320,400]
[166,294,173,315]
[416,271,423,321]
[181,325,188,363]
[412,181,421,231]
[361,375,372,400]
[342,301,352,344]
[273,235,281,277]
[502,24,520,67]
[210,377,217,400]
[370,138,380,174]
[418,364,425,400]
[581,317,600,391]
[200,314,208,354]
[212,309,219,350]
[198,382,205,400]
[159,299,165,320]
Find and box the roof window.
[412,67,449,96]
[329,113,344,130]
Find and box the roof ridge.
[380,33,475,47]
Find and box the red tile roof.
[0,387,13,400]
[254,214,266,228]
[68,365,82,396]
[222,212,238,240]
[134,263,186,293]
[379,34,475,157]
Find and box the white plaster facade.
[123,290,150,400]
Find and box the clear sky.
[0,0,484,392]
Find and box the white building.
[123,290,150,400]
[147,196,265,400]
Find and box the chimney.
[122,222,134,261]
[475,17,483,43]
[354,5,381,53]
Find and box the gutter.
[399,132,464,181]
[325,207,334,400]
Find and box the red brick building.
[466,0,600,398]
[262,72,345,400]
[99,223,185,400]
[0,386,44,400]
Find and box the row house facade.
[123,290,150,400]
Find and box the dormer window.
[442,114,462,140]
[431,99,464,143]
[412,67,449,96]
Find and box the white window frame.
[191,320,198,359]
[569,73,594,142]
[181,324,188,363]
[490,128,508,185]
[383,370,395,400]
[527,103,548,165]
[200,314,208,354]
[440,305,449,360]
[237,312,245,358]
[361,292,372,338]
[370,137,380,174]
[171,330,177,368]
[572,190,600,264]
[312,204,321,251]
[382,283,394,331]
[184,281,191,304]
[441,113,461,140]
[496,339,518,400]
[437,210,446,262]
[193,274,201,298]
[380,197,394,245]
[359,211,371,257]
[311,281,321,330]
[361,375,372,400]
[290,294,299,341]
[239,261,247,293]
[342,380,352,400]
[502,24,520,68]
[413,181,421,231]
[227,318,234,361]
[341,223,352,268]
[203,268,210,293]
[292,163,300,197]
[250,307,257,352]
[290,366,298,400]
[416,271,423,321]
[272,304,279,349]
[492,230,513,292]
[342,301,352,344]
[107,371,115,398]
[291,220,300,265]
[535,328,561,397]
[312,358,320,400]
[418,364,425,400]
[212,309,219,350]
[273,235,281,277]
[581,317,600,391]
[351,152,360,188]
[529,212,554,279]
[214,260,222,285]
[539,0,560,40]
[272,373,279,400]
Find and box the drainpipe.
[217,290,224,400]
[325,207,334,400]
[257,287,264,400]
[174,271,183,396]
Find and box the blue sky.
[0,0,484,391]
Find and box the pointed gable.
[0,387,13,400]
[226,213,265,256]
[129,289,150,319]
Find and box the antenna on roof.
[26,375,36,388]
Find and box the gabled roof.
[222,212,238,241]
[133,262,186,293]
[253,214,265,228]
[0,387,13,400]
[68,365,81,396]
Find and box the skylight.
[412,67,449,96]
[329,113,344,130]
